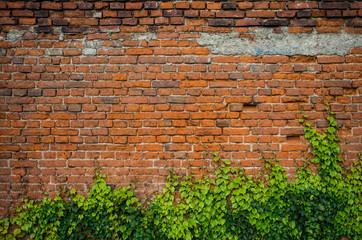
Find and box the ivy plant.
[1,112,361,240]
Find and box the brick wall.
[0,0,361,216]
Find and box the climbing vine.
[1,112,361,240]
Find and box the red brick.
[175,2,189,9]
[277,11,296,18]
[317,56,344,63]
[191,2,205,9]
[262,56,289,63]
[125,2,143,10]
[246,11,275,18]
[207,3,222,10]
[182,48,209,55]
[70,18,98,26]
[41,2,62,10]
[238,3,253,10]
[216,11,245,18]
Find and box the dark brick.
[277,11,296,18]
[53,18,69,26]
[36,26,53,33]
[263,20,289,27]
[319,2,348,10]
[293,64,307,72]
[342,10,357,18]
[297,11,311,18]
[34,10,49,18]
[68,104,82,112]
[235,19,262,26]
[123,18,138,26]
[62,26,88,33]
[229,73,243,80]
[118,11,132,18]
[37,18,51,26]
[229,104,243,112]
[346,19,362,27]
[216,120,229,127]
[316,120,329,128]
[152,81,180,88]
[70,74,84,81]
[326,10,342,18]
[208,19,234,27]
[144,2,158,10]
[28,89,42,97]
[290,19,316,27]
[329,88,344,96]
[22,33,36,40]
[167,96,187,104]
[100,19,122,25]
[185,10,199,18]
[13,89,27,96]
[26,2,40,10]
[110,3,125,10]
[78,2,93,10]
[350,2,362,9]
[335,113,351,120]
[222,3,237,10]
[12,58,24,64]
[0,18,17,25]
[163,10,183,17]
[0,89,12,96]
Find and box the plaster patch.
[82,40,103,56]
[6,29,27,44]
[197,28,362,56]
[133,33,158,41]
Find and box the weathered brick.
[277,11,296,18]
[208,19,234,27]
[144,2,158,10]
[263,20,289,27]
[288,2,317,9]
[152,81,180,88]
[222,3,237,10]
[110,2,124,10]
[118,11,132,18]
[163,10,183,17]
[246,11,275,18]
[290,19,316,27]
[319,2,348,10]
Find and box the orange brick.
[182,48,210,55]
[125,48,153,55]
[317,56,344,63]
[262,56,289,63]
[114,73,127,81]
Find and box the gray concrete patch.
[197,28,362,56]
[46,49,63,56]
[82,40,103,56]
[6,29,27,44]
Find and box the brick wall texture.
[0,0,361,216]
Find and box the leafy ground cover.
[1,112,361,240]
